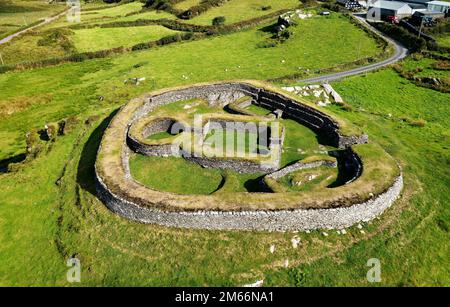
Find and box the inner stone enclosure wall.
[127,83,367,175]
[141,118,178,138]
[95,82,402,231]
[144,83,368,148]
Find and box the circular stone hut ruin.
[95,81,403,231]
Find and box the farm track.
[0,8,408,81]
[0,8,70,46]
[299,14,409,84]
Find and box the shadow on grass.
[244,175,272,193]
[327,149,354,188]
[0,153,26,173]
[77,109,118,196]
[258,23,278,35]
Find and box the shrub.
[37,29,75,52]
[158,34,181,45]
[45,124,58,141]
[401,117,426,127]
[58,116,79,136]
[132,42,152,51]
[182,31,195,40]
[372,22,427,52]
[276,28,294,42]
[432,60,450,70]
[26,129,44,158]
[212,16,226,26]
[144,0,183,15]
[322,3,344,12]
[179,0,228,20]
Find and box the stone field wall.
[95,82,400,231]
[95,171,403,231]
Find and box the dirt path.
[0,8,70,46]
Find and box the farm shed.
[368,1,414,20]
[427,1,450,13]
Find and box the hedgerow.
[179,0,230,19]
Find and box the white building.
[427,1,450,13]
[368,0,414,20]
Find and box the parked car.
[387,15,400,24]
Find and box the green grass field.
[0,0,448,287]
[0,0,65,39]
[436,34,450,48]
[46,2,176,29]
[72,25,180,52]
[174,0,202,11]
[184,0,301,25]
[0,10,381,67]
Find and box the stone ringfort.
[95,80,403,231]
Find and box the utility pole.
[418,17,424,39]
[0,53,4,66]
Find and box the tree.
[212,16,226,26]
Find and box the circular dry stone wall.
[95,81,403,231]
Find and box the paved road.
[0,9,69,46]
[299,15,409,84]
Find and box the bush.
[276,28,294,42]
[401,117,426,127]
[212,16,226,26]
[37,29,75,52]
[322,3,344,12]
[158,33,181,45]
[433,60,450,70]
[58,116,79,136]
[144,0,183,15]
[26,129,44,158]
[45,124,58,141]
[372,22,427,52]
[179,0,228,20]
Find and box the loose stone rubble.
[282,83,344,106]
